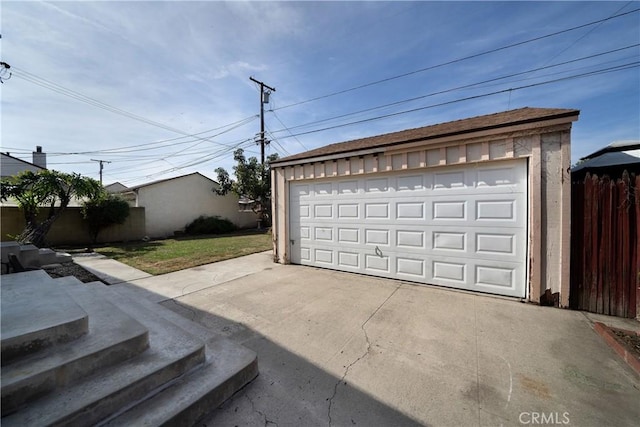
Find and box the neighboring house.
[105,182,129,193]
[271,107,579,307]
[1,146,47,178]
[571,140,639,180]
[121,172,258,238]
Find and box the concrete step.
[103,337,258,426]
[0,270,88,365]
[1,281,206,427]
[18,244,40,267]
[1,277,150,416]
[37,248,72,265]
[90,282,259,425]
[0,241,20,263]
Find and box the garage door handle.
[375,246,383,258]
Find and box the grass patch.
[92,230,272,275]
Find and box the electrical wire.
[269,110,309,151]
[11,67,244,149]
[115,138,255,184]
[275,62,639,140]
[268,44,640,135]
[274,7,640,111]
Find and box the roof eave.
[272,110,579,168]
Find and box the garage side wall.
[272,124,573,305]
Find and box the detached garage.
[271,107,579,306]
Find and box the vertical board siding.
[571,172,639,318]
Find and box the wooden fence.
[570,171,639,318]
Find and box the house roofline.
[125,172,219,191]
[271,107,579,167]
[0,152,47,171]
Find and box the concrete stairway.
[1,242,72,269]
[1,270,258,426]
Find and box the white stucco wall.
[135,173,258,238]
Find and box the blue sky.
[1,1,638,186]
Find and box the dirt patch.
[611,328,640,357]
[42,262,105,284]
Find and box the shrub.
[82,194,131,244]
[185,215,237,235]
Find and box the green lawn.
[92,231,272,275]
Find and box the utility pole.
[90,159,111,184]
[249,77,275,165]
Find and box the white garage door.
[288,159,527,298]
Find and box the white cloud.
[1,1,637,184]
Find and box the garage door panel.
[396,257,426,278]
[396,230,426,249]
[397,175,425,191]
[432,200,467,220]
[289,160,527,298]
[337,203,359,219]
[365,254,390,273]
[476,165,521,189]
[475,264,515,289]
[338,251,360,268]
[396,202,425,219]
[364,228,390,246]
[365,203,390,219]
[432,231,467,252]
[475,200,516,221]
[432,260,467,283]
[314,248,333,265]
[337,227,360,244]
[314,182,333,196]
[475,233,516,256]
[365,177,389,193]
[433,170,468,189]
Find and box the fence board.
[619,172,630,317]
[571,171,638,318]
[590,175,600,313]
[601,177,611,315]
[634,175,640,318]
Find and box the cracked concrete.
[245,393,279,427]
[88,251,639,426]
[327,284,402,426]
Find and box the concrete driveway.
[76,251,640,426]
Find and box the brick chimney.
[32,146,47,169]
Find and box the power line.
[269,44,639,136]
[0,115,258,157]
[269,110,309,151]
[12,67,244,149]
[264,125,291,156]
[275,62,639,140]
[116,138,255,184]
[540,1,634,68]
[274,7,640,111]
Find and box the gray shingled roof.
[272,107,579,165]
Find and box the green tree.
[215,148,279,226]
[0,170,103,246]
[82,194,130,244]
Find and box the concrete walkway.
[74,251,640,427]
